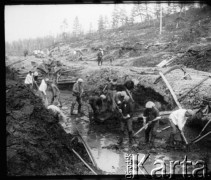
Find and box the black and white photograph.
[5,1,211,177]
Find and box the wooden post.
[159,72,182,109]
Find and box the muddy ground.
[6,56,211,176]
[59,89,211,175]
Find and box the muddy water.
[60,90,210,175]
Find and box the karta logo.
[125,154,208,179]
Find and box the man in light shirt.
[39,78,49,107]
[24,71,33,89]
[168,109,194,146]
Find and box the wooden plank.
[178,76,211,101]
[159,72,182,109]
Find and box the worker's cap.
[186,109,194,116]
[99,48,103,51]
[77,78,84,83]
[100,94,106,99]
[145,101,155,108]
[45,78,50,82]
[34,71,38,76]
[29,71,32,73]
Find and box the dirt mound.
[6,82,93,175]
[173,43,211,72]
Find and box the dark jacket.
[119,100,133,118]
[143,106,159,122]
[89,96,102,109]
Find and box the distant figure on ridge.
[97,48,104,66]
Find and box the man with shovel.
[168,109,194,146]
[142,101,160,145]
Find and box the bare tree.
[60,18,68,40]
[72,16,80,37]
[112,5,120,29]
[98,15,105,41]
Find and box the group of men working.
[86,78,195,147]
[24,67,195,148]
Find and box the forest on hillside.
[5,3,211,56]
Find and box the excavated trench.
[7,65,211,175]
[59,76,211,175]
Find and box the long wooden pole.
[190,120,211,143]
[72,148,98,175]
[75,127,98,168]
[159,72,182,109]
[78,136,98,168]
[178,76,210,101]
[192,131,211,144]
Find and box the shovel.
[133,116,161,137]
[189,120,211,144]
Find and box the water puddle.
[60,90,210,175]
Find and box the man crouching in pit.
[142,101,160,146]
[116,92,135,145]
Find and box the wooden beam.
[154,65,186,84]
[159,72,182,109]
[178,76,210,101]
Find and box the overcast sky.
[5,3,190,43]
[5,4,135,43]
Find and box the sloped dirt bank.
[6,67,95,175]
[173,43,211,72]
